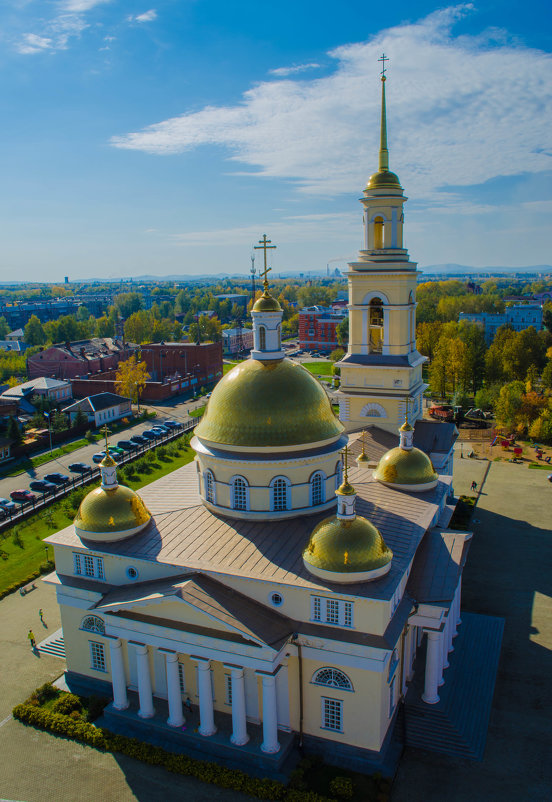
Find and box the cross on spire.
[341,443,349,482]
[102,424,110,452]
[254,235,276,292]
[404,397,411,425]
[378,52,389,79]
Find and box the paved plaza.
[0,454,550,801]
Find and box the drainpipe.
[291,632,304,749]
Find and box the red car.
[10,489,37,503]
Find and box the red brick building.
[27,338,136,380]
[298,306,345,353]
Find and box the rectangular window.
[73,553,82,575]
[311,596,354,628]
[312,596,321,622]
[96,557,104,579]
[178,663,186,694]
[326,599,339,624]
[83,555,95,577]
[90,641,106,672]
[74,553,104,580]
[322,698,343,732]
[225,674,232,705]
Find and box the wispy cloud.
[111,4,552,213]
[15,0,112,54]
[269,63,320,77]
[128,9,157,24]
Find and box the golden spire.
[254,235,276,295]
[357,429,369,463]
[337,444,355,496]
[400,397,413,432]
[378,53,390,173]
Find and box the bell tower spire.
[336,58,428,434]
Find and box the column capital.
[129,640,148,655]
[224,663,244,677]
[106,636,123,648]
[160,649,179,663]
[191,655,211,668]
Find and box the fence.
[0,417,199,534]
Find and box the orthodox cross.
[102,424,110,452]
[360,429,367,458]
[254,235,276,292]
[341,443,350,482]
[404,397,411,425]
[378,53,389,78]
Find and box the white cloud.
[269,63,320,77]
[16,0,112,54]
[111,4,552,213]
[128,9,157,23]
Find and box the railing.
[0,419,199,533]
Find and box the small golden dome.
[195,357,343,448]
[336,478,356,496]
[356,452,369,464]
[374,446,438,489]
[74,484,151,542]
[100,453,117,467]
[366,170,402,190]
[303,515,393,576]
[399,421,413,432]
[252,291,282,313]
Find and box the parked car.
[0,507,7,520]
[69,462,91,473]
[117,440,136,450]
[129,435,147,445]
[109,446,125,456]
[44,473,70,485]
[0,497,17,511]
[30,480,57,493]
[92,451,107,463]
[10,489,37,503]
[163,420,181,429]
[141,430,158,440]
[152,425,169,435]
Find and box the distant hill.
[420,264,552,275]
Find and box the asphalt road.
[0,409,196,500]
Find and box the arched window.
[335,461,343,490]
[231,476,248,511]
[374,216,384,249]
[259,326,266,350]
[369,298,383,354]
[81,615,105,634]
[313,667,353,691]
[204,469,215,504]
[310,471,325,506]
[271,476,290,511]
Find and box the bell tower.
[337,57,427,433]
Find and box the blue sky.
[0,0,551,281]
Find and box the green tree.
[76,306,90,321]
[95,315,115,338]
[24,314,46,345]
[495,381,525,430]
[73,408,88,428]
[51,411,68,432]
[336,317,349,347]
[124,310,151,344]
[0,316,9,339]
[542,360,552,390]
[114,292,143,318]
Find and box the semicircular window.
[81,615,105,634]
[313,667,353,690]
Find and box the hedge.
[12,701,334,802]
[0,560,55,602]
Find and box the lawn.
[302,361,334,377]
[223,361,239,374]
[0,436,194,597]
[189,405,206,418]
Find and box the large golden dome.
[303,515,393,582]
[373,446,438,490]
[195,357,343,448]
[366,170,402,191]
[252,291,282,313]
[74,485,151,542]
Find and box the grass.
[223,360,239,375]
[0,437,194,597]
[189,405,206,418]
[302,361,333,376]
[528,463,552,470]
[0,438,93,478]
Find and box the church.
[44,69,500,775]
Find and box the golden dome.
[74,484,151,542]
[336,478,356,496]
[399,420,413,432]
[356,452,369,463]
[252,291,282,313]
[303,515,393,577]
[100,453,117,467]
[373,446,438,489]
[366,170,402,190]
[195,357,344,448]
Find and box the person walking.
[28,629,36,649]
[471,480,477,492]
[39,608,44,623]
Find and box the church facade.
[44,72,473,775]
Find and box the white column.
[165,652,185,728]
[135,644,155,719]
[108,638,128,711]
[442,616,450,671]
[456,577,463,626]
[194,658,216,737]
[422,631,441,705]
[259,673,280,754]
[225,665,249,746]
[452,584,460,638]
[447,606,455,653]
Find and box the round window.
[270,592,283,607]
[126,566,139,580]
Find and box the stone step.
[37,628,66,660]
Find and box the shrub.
[34,682,59,704]
[329,776,354,799]
[84,429,95,443]
[52,693,82,715]
[86,695,108,722]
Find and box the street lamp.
[44,411,53,453]
[44,545,49,563]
